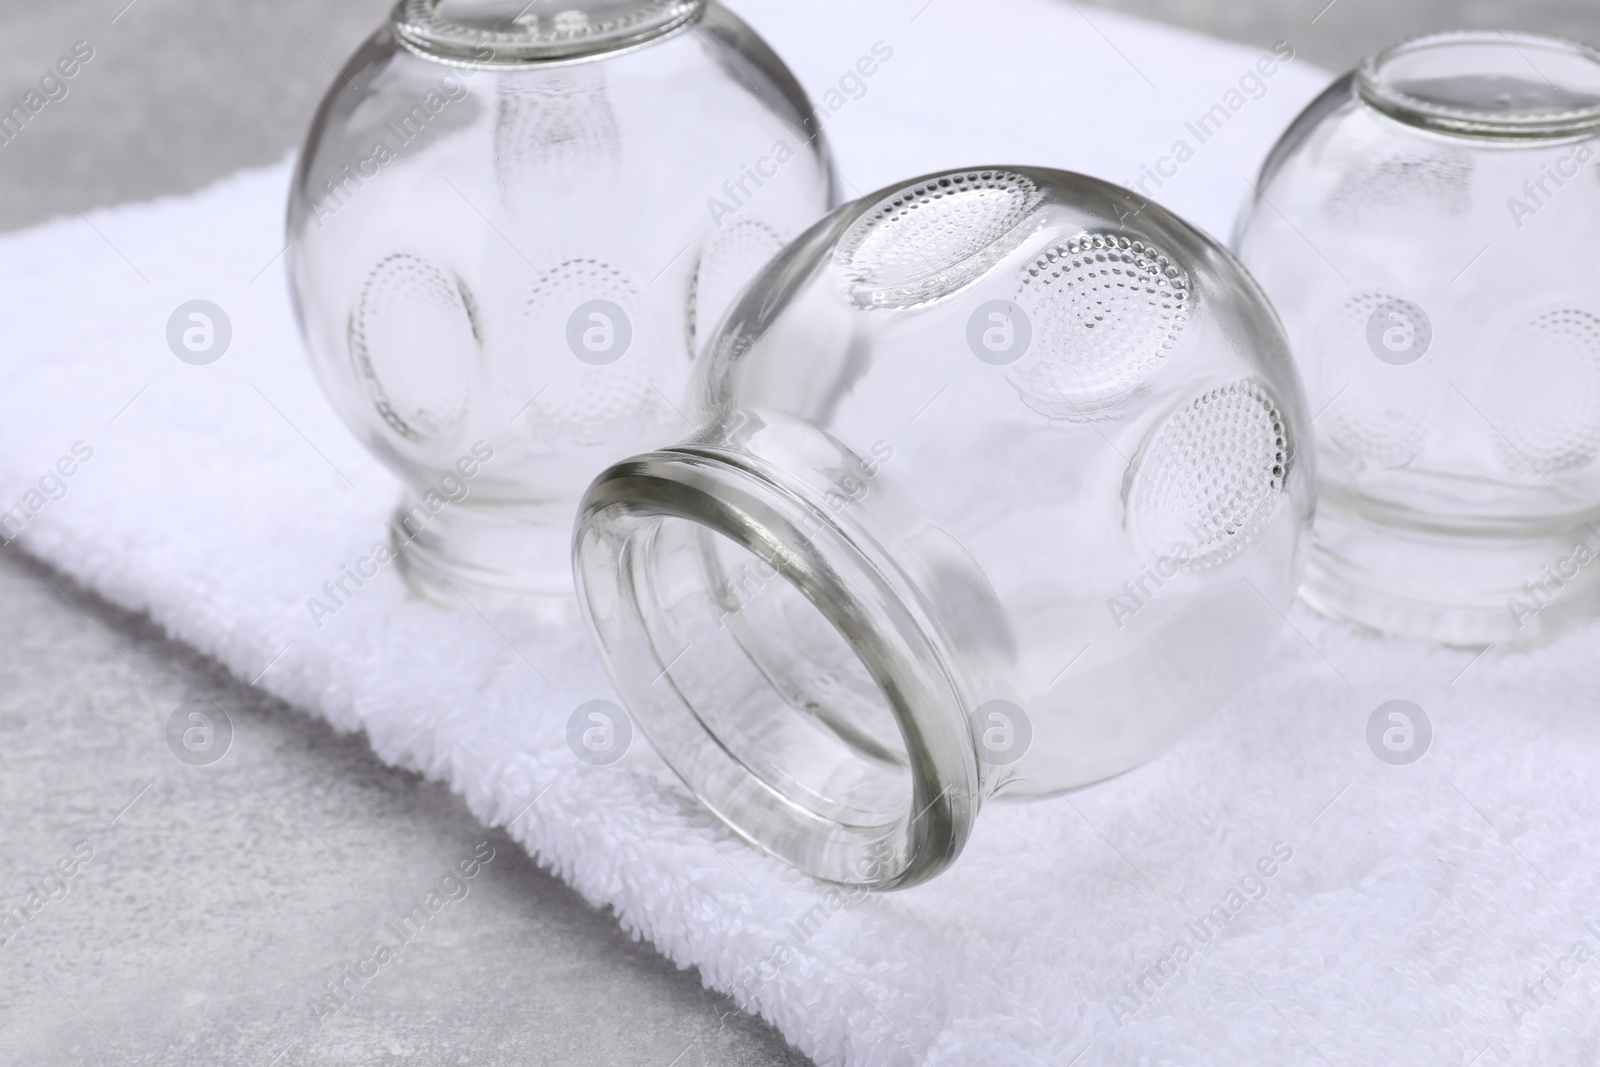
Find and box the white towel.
[5,1,1597,1063]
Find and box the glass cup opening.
[394,0,706,65]
[1358,31,1600,139]
[574,447,980,889]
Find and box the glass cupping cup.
[575,167,1315,888]
[1235,31,1600,645]
[288,0,834,605]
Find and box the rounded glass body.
[288,0,834,604]
[576,167,1314,888]
[1235,32,1600,645]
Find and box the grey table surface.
[2,1,1596,1065]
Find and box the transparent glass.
[287,0,834,605]
[575,167,1315,888]
[1235,31,1600,645]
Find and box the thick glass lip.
[573,445,980,889]
[390,0,704,66]
[1358,30,1600,140]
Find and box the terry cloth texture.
[3,1,1597,1063]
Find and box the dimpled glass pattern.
[288,0,833,603]
[1014,234,1191,418]
[1129,381,1289,569]
[1235,31,1600,644]
[836,170,1041,308]
[574,166,1314,888]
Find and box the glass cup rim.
[572,442,982,890]
[1357,29,1600,140]
[390,0,705,66]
